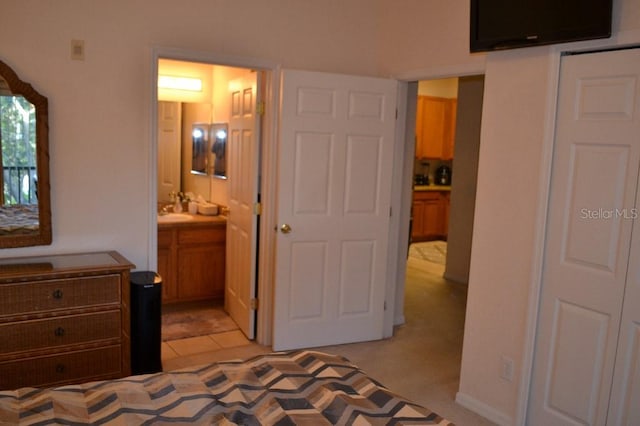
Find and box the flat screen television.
[470,0,613,52]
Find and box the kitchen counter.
[413,185,451,192]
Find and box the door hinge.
[390,206,393,217]
[254,202,262,215]
[251,298,259,310]
[256,101,265,116]
[384,301,387,311]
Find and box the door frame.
[148,47,280,345]
[391,65,485,333]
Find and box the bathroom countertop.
[157,213,227,229]
[413,185,451,192]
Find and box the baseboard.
[394,313,405,326]
[455,392,513,426]
[443,268,468,284]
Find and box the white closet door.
[528,49,640,425]
[608,58,640,425]
[609,193,640,425]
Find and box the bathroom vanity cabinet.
[0,251,134,389]
[158,216,226,304]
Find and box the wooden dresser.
[0,251,135,390]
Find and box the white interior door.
[157,101,181,203]
[273,69,397,351]
[225,70,259,339]
[528,49,640,425]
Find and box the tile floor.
[162,329,251,362]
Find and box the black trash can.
[130,271,162,375]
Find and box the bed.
[0,205,39,236]
[0,350,453,425]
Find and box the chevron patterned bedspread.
[0,350,453,425]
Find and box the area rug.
[409,240,447,265]
[162,301,239,342]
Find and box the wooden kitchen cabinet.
[415,96,457,160]
[158,219,226,304]
[411,191,450,241]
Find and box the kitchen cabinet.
[158,218,226,303]
[415,96,457,160]
[0,251,134,389]
[411,190,449,242]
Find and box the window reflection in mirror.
[1,94,38,203]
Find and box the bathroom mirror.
[210,123,227,178]
[0,60,51,248]
[191,123,208,175]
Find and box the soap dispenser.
[174,199,183,213]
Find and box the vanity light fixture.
[158,75,202,92]
[215,129,227,140]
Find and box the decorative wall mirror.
[0,60,51,248]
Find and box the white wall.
[418,78,458,98]
[444,75,483,285]
[460,47,554,423]
[0,0,382,269]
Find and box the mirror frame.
[0,60,52,248]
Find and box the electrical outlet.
[500,356,514,382]
[70,39,85,61]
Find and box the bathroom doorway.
[153,55,270,345]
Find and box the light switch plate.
[70,39,85,61]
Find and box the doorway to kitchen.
[409,78,457,278]
[408,75,483,284]
[404,74,484,403]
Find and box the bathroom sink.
[157,213,194,223]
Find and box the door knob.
[280,223,292,234]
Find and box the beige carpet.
[162,300,238,341]
[162,261,496,425]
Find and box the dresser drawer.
[0,275,121,318]
[0,346,122,390]
[0,311,121,355]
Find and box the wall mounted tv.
[470,0,613,52]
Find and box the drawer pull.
[54,327,65,337]
[55,364,66,374]
[52,289,64,299]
